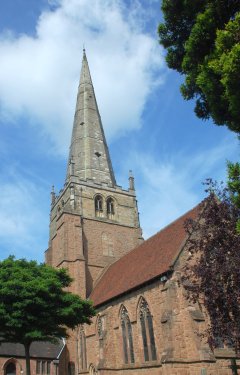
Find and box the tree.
[0,257,95,375]
[183,176,240,352]
[158,0,240,134]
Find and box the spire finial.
[51,185,56,205]
[83,45,86,58]
[129,170,135,190]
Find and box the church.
[0,50,238,375]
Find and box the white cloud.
[123,136,239,239]
[0,0,165,156]
[0,168,48,261]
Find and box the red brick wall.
[0,357,63,375]
[80,273,238,375]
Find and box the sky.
[0,0,239,262]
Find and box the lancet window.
[139,299,157,362]
[120,306,135,364]
[106,197,114,219]
[95,195,103,217]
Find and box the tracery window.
[139,299,157,362]
[95,195,103,217]
[106,197,114,219]
[120,306,135,364]
[79,326,87,370]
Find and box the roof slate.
[0,340,65,359]
[90,204,200,307]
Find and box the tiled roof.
[0,340,65,359]
[90,204,200,307]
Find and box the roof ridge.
[145,201,202,242]
[110,201,202,260]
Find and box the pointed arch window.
[95,195,103,217]
[120,306,135,364]
[106,198,114,219]
[139,299,157,362]
[79,326,87,370]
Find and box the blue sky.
[0,0,238,262]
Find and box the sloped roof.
[0,340,65,359]
[90,204,200,307]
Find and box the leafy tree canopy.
[0,257,95,375]
[183,164,240,351]
[158,0,240,134]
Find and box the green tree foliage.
[183,176,240,352]
[0,257,95,375]
[158,0,240,133]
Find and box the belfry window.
[120,306,135,364]
[95,195,103,217]
[106,198,114,219]
[139,299,157,362]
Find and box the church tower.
[45,50,143,298]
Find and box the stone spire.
[66,49,116,186]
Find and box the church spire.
[66,49,116,186]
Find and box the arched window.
[79,326,87,370]
[120,306,135,364]
[95,195,103,217]
[106,198,114,219]
[5,363,16,375]
[139,299,157,362]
